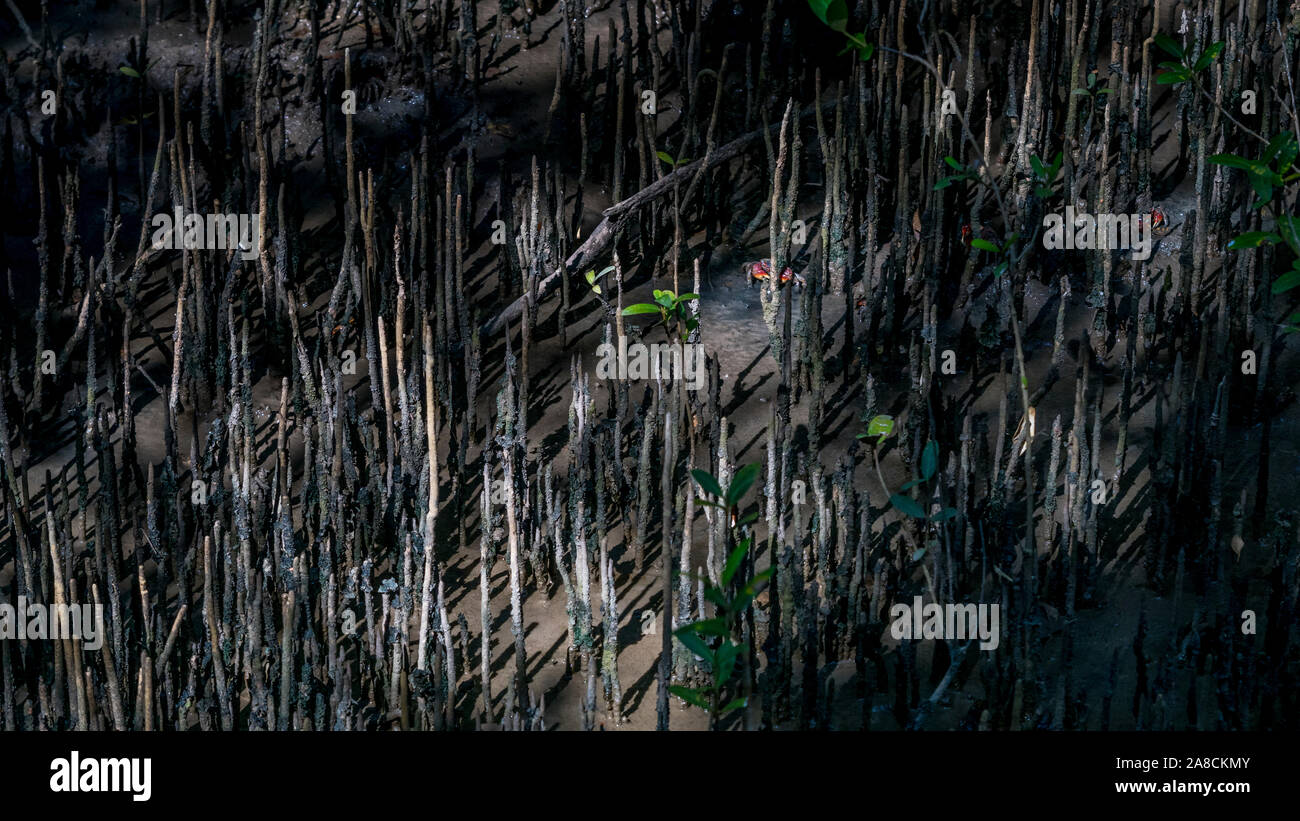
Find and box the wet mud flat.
[0,0,1295,733]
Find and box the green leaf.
[1154,33,1184,60]
[1272,269,1300,294]
[722,539,751,587]
[1264,131,1299,168]
[726,463,761,508]
[1226,231,1280,249]
[920,440,939,480]
[691,469,725,498]
[669,685,710,709]
[890,493,927,519]
[944,156,962,170]
[721,697,749,713]
[911,547,927,562]
[622,303,663,316]
[971,238,999,253]
[715,642,739,687]
[585,269,597,285]
[703,585,729,610]
[807,0,849,31]
[689,617,730,637]
[899,478,923,492]
[857,43,874,61]
[695,497,725,510]
[1030,155,1046,178]
[1209,153,1254,170]
[673,629,713,662]
[866,414,895,439]
[656,150,675,165]
[1245,161,1276,204]
[1193,41,1225,71]
[677,292,700,302]
[930,507,960,522]
[1276,216,1300,249]
[1155,67,1191,84]
[119,66,141,78]
[738,511,759,526]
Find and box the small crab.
[1151,206,1171,235]
[332,315,357,336]
[1139,207,1173,237]
[962,223,999,249]
[744,259,806,288]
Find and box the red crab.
[962,224,998,250]
[1139,207,1171,236]
[1151,207,1168,233]
[744,259,806,288]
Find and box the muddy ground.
[0,0,1295,731]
